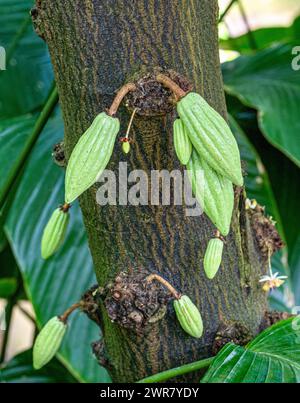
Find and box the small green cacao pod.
[122,141,130,154]
[33,316,67,369]
[187,149,234,236]
[173,118,192,165]
[204,238,224,279]
[177,92,243,186]
[41,206,70,259]
[65,112,120,203]
[173,295,203,338]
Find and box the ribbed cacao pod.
[33,316,67,369]
[65,112,120,203]
[187,149,234,236]
[41,206,70,259]
[204,238,224,279]
[173,118,192,165]
[177,92,243,186]
[173,295,203,338]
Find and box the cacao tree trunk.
[34,0,268,382]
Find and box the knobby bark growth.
[33,0,273,382]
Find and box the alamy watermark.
[95,162,204,217]
[291,46,300,71]
[0,46,6,70]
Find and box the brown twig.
[146,274,181,300]
[156,74,187,101]
[108,83,137,116]
[59,302,82,323]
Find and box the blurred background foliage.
[0,0,299,383]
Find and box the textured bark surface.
[35,0,268,382]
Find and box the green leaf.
[264,153,300,304]
[268,289,292,313]
[229,114,291,309]
[4,111,110,383]
[0,228,7,253]
[255,143,300,286]
[229,106,300,306]
[0,349,76,383]
[220,16,300,53]
[0,114,36,194]
[0,0,53,119]
[0,246,26,300]
[220,27,288,53]
[0,278,17,298]
[202,318,300,383]
[229,115,284,239]
[223,44,300,167]
[290,234,300,305]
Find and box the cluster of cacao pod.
[173,91,243,279]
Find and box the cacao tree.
[2,0,300,384]
[31,0,276,382]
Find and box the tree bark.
[35,0,267,382]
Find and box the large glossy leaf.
[0,0,53,119]
[290,235,300,305]
[229,103,300,306]
[0,349,76,383]
[0,114,36,193]
[4,111,110,383]
[223,44,300,167]
[230,115,284,234]
[202,318,300,383]
[229,115,291,309]
[257,143,300,302]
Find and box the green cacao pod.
[33,316,67,369]
[122,141,130,154]
[173,118,192,165]
[173,295,203,338]
[41,206,70,259]
[204,238,224,279]
[187,149,234,236]
[177,92,243,186]
[65,112,120,203]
